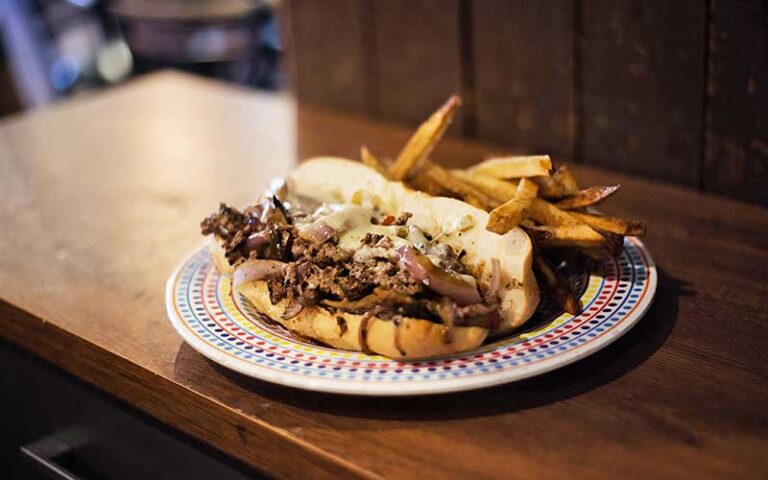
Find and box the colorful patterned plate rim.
[166,237,657,396]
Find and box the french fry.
[568,211,647,236]
[469,155,552,179]
[531,176,558,197]
[407,164,448,196]
[533,255,582,315]
[556,165,580,195]
[388,95,461,181]
[351,98,646,319]
[554,185,620,209]
[524,224,608,249]
[529,198,581,226]
[532,165,580,198]
[421,162,499,210]
[571,236,623,262]
[450,169,518,203]
[486,179,539,234]
[360,146,389,176]
[602,232,625,257]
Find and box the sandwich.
[201,157,540,359]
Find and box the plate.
[166,237,656,396]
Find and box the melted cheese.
[306,204,410,251]
[441,214,475,235]
[301,204,470,279]
[299,204,413,250]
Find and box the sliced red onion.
[396,245,430,282]
[233,260,286,288]
[282,300,304,320]
[396,246,482,306]
[299,221,336,244]
[245,230,271,250]
[488,259,501,300]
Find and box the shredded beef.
[395,212,413,225]
[201,201,298,265]
[281,241,422,305]
[361,233,384,246]
[360,234,394,251]
[314,241,350,263]
[420,298,500,327]
[201,203,264,264]
[267,276,288,304]
[202,202,494,326]
[200,203,248,242]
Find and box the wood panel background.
[287,0,367,111]
[473,0,575,159]
[580,0,707,187]
[704,0,768,205]
[282,0,767,207]
[369,0,464,131]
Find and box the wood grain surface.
[703,0,768,205]
[579,0,708,186]
[472,0,575,158]
[368,0,464,131]
[1,72,767,480]
[286,0,367,112]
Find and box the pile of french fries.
[359,95,647,316]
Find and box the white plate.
[166,237,657,396]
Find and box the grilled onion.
[282,300,304,320]
[245,230,271,250]
[232,260,286,288]
[396,246,481,305]
[299,221,336,244]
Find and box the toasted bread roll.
[237,281,488,359]
[209,157,539,359]
[289,158,539,331]
[209,237,235,274]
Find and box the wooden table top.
[1,71,766,480]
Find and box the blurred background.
[0,0,281,112]
[0,0,764,206]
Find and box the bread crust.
[237,281,488,359]
[208,157,540,359]
[289,157,539,331]
[209,238,234,274]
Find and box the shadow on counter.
[174,268,688,421]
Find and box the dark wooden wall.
[282,0,767,206]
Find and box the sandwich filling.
[201,190,502,330]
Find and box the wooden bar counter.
[0,72,766,479]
